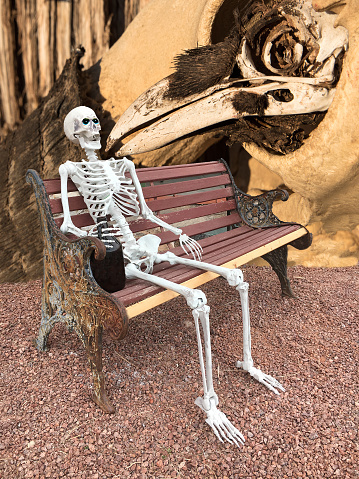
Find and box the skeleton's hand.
[179,234,203,261]
[60,220,87,238]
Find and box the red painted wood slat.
[44,161,227,195]
[115,224,299,298]
[156,212,241,244]
[49,185,234,216]
[114,224,301,306]
[141,174,231,199]
[54,212,94,229]
[44,178,77,194]
[135,161,226,182]
[127,199,236,233]
[50,195,87,214]
[142,186,234,213]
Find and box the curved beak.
[106,74,335,157]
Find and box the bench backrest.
[44,160,242,249]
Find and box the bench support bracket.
[262,245,294,298]
[26,169,129,414]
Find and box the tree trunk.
[0,0,140,138]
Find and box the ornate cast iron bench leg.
[262,245,294,298]
[262,234,313,297]
[219,159,312,298]
[27,169,129,414]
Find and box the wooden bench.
[26,159,311,413]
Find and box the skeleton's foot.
[236,362,285,395]
[195,397,245,447]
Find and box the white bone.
[64,106,101,150]
[236,39,264,80]
[125,263,245,446]
[192,305,244,447]
[235,283,285,395]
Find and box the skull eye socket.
[93,118,99,124]
[82,118,90,125]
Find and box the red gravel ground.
[0,265,358,479]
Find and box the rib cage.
[70,159,140,220]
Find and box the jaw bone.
[106,0,348,158]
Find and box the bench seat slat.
[135,161,226,182]
[128,199,236,233]
[141,174,231,199]
[114,224,303,306]
[158,224,294,261]
[127,225,299,287]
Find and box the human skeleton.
[60,106,284,446]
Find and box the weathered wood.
[37,0,53,98]
[15,0,38,114]
[56,2,72,78]
[0,0,20,130]
[0,1,134,137]
[0,50,85,283]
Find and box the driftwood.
[0,0,153,283]
[0,50,87,283]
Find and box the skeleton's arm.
[59,162,87,237]
[123,158,202,260]
[122,158,180,233]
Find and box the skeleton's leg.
[155,252,244,286]
[236,282,285,395]
[125,263,244,446]
[156,252,285,394]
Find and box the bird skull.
[106,0,348,157]
[64,106,101,151]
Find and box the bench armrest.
[234,187,290,229]
[219,159,298,229]
[26,169,128,340]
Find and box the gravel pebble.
[0,265,358,478]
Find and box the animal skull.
[64,106,101,150]
[106,0,349,156]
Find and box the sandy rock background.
[98,0,359,268]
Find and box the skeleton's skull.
[64,106,101,150]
